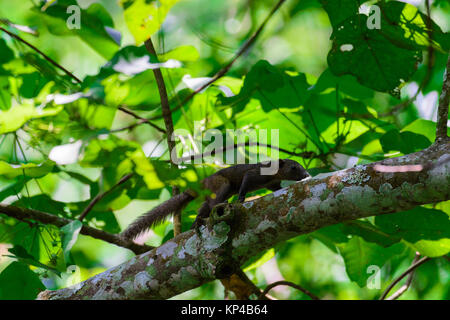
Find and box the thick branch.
[37,141,450,300]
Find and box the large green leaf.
[0,262,45,299]
[328,14,422,94]
[0,160,54,179]
[375,207,450,257]
[380,129,431,154]
[379,2,450,52]
[39,1,119,60]
[19,72,49,99]
[319,0,359,27]
[219,60,310,113]
[337,237,405,287]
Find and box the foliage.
[0,0,449,300]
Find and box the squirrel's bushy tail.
[120,190,196,241]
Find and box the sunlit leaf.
[0,103,62,134]
[120,0,180,45]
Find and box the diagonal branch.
[78,173,134,222]
[379,255,431,300]
[0,27,82,84]
[0,203,153,255]
[382,253,421,300]
[117,106,166,134]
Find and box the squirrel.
[120,159,310,241]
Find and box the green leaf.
[0,76,11,110]
[328,14,422,94]
[379,2,450,52]
[6,245,61,277]
[129,149,164,190]
[401,119,450,142]
[311,68,374,99]
[120,0,180,45]
[219,60,310,113]
[0,161,54,179]
[39,1,119,59]
[0,262,45,299]
[337,237,405,287]
[19,72,49,99]
[380,129,431,154]
[243,248,275,272]
[319,0,359,27]
[0,38,14,63]
[0,103,63,134]
[159,45,200,62]
[60,220,82,264]
[375,207,450,257]
[341,221,399,248]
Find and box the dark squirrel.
[120,159,310,241]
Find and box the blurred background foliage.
[0,0,449,300]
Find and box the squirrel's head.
[278,159,310,181]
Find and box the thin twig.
[385,253,420,300]
[379,256,431,300]
[148,0,287,121]
[0,27,82,84]
[178,141,315,163]
[117,106,166,134]
[78,173,134,222]
[0,203,154,255]
[259,280,320,300]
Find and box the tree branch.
[0,203,153,255]
[37,140,450,300]
[0,27,82,84]
[78,173,133,222]
[260,280,319,300]
[436,53,450,142]
[379,255,431,300]
[144,37,181,236]
[382,253,420,300]
[117,106,166,134]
